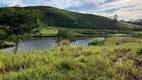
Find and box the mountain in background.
[2,6,142,30]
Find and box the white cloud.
[0,0,107,8]
[82,0,107,5]
[82,0,142,20]
[96,0,142,12]
[93,10,142,20]
[0,0,20,6]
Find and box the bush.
[132,32,142,38]
[88,40,104,46]
[0,41,15,49]
[136,48,142,55]
[56,29,74,40]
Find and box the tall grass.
[0,36,141,80]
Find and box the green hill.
[24,6,142,30]
[0,6,141,30]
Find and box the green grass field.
[0,36,142,80]
[40,27,58,36]
[1,25,141,38]
[39,26,139,37]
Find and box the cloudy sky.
[0,0,142,20]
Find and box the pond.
[1,37,104,52]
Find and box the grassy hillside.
[25,6,141,30]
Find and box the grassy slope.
[0,36,142,80]
[40,26,141,37]
[25,6,141,30]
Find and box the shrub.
[136,48,142,55]
[56,29,74,40]
[0,41,15,49]
[132,32,142,38]
[88,40,104,46]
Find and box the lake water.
[1,37,104,52]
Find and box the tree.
[113,15,118,21]
[0,7,43,53]
[0,29,8,43]
[56,29,74,40]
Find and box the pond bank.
[0,41,15,49]
[32,34,106,38]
